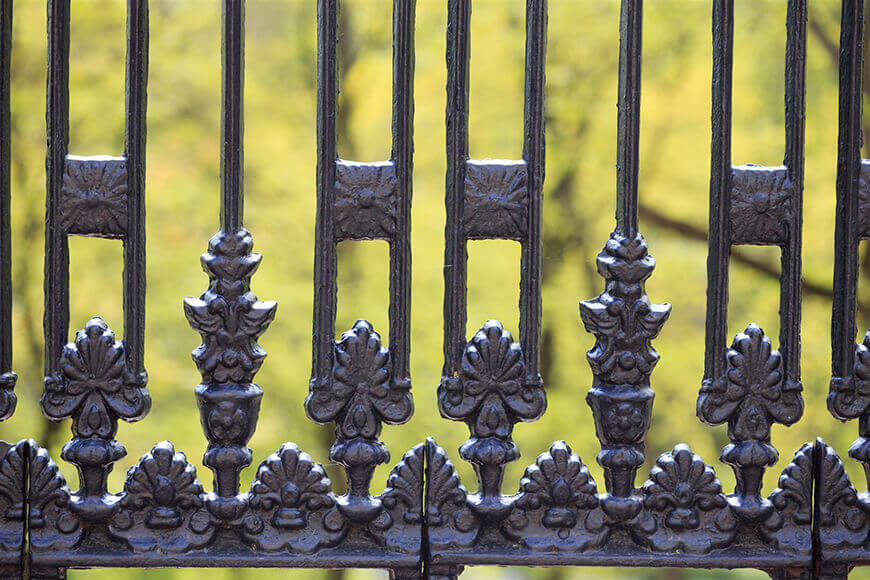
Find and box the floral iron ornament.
[698,324,803,522]
[41,317,150,522]
[185,228,276,524]
[580,232,670,521]
[438,320,546,523]
[306,320,413,524]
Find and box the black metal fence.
[0,0,869,578]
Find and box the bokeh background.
[2,0,865,577]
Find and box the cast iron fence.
[0,0,868,577]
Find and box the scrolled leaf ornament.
[698,324,801,440]
[0,372,16,422]
[698,324,803,523]
[438,320,545,524]
[184,229,277,386]
[42,317,149,437]
[440,320,545,441]
[829,329,870,421]
[307,320,412,440]
[40,317,150,525]
[305,320,412,525]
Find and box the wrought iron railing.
[0,0,869,578]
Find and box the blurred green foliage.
[2,0,865,577]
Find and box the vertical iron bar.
[312,0,338,388]
[615,0,641,237]
[0,0,13,397]
[44,0,70,378]
[443,0,470,378]
[124,0,148,378]
[519,0,545,382]
[186,0,274,517]
[780,0,806,388]
[390,0,414,385]
[831,0,863,385]
[221,0,244,232]
[703,0,733,386]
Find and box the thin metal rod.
[124,0,148,377]
[520,0,546,380]
[832,0,864,381]
[390,0,415,383]
[0,0,11,381]
[443,0,470,376]
[312,0,338,387]
[780,0,806,385]
[703,0,733,384]
[615,0,642,237]
[221,0,244,232]
[44,0,70,377]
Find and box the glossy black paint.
[822,0,870,577]
[0,0,864,578]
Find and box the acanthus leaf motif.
[424,439,479,550]
[815,441,868,553]
[184,229,277,386]
[306,320,412,439]
[698,324,802,442]
[759,442,814,555]
[378,444,425,554]
[579,232,671,387]
[439,320,544,440]
[27,442,82,551]
[381,444,424,526]
[0,441,26,523]
[41,317,150,439]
